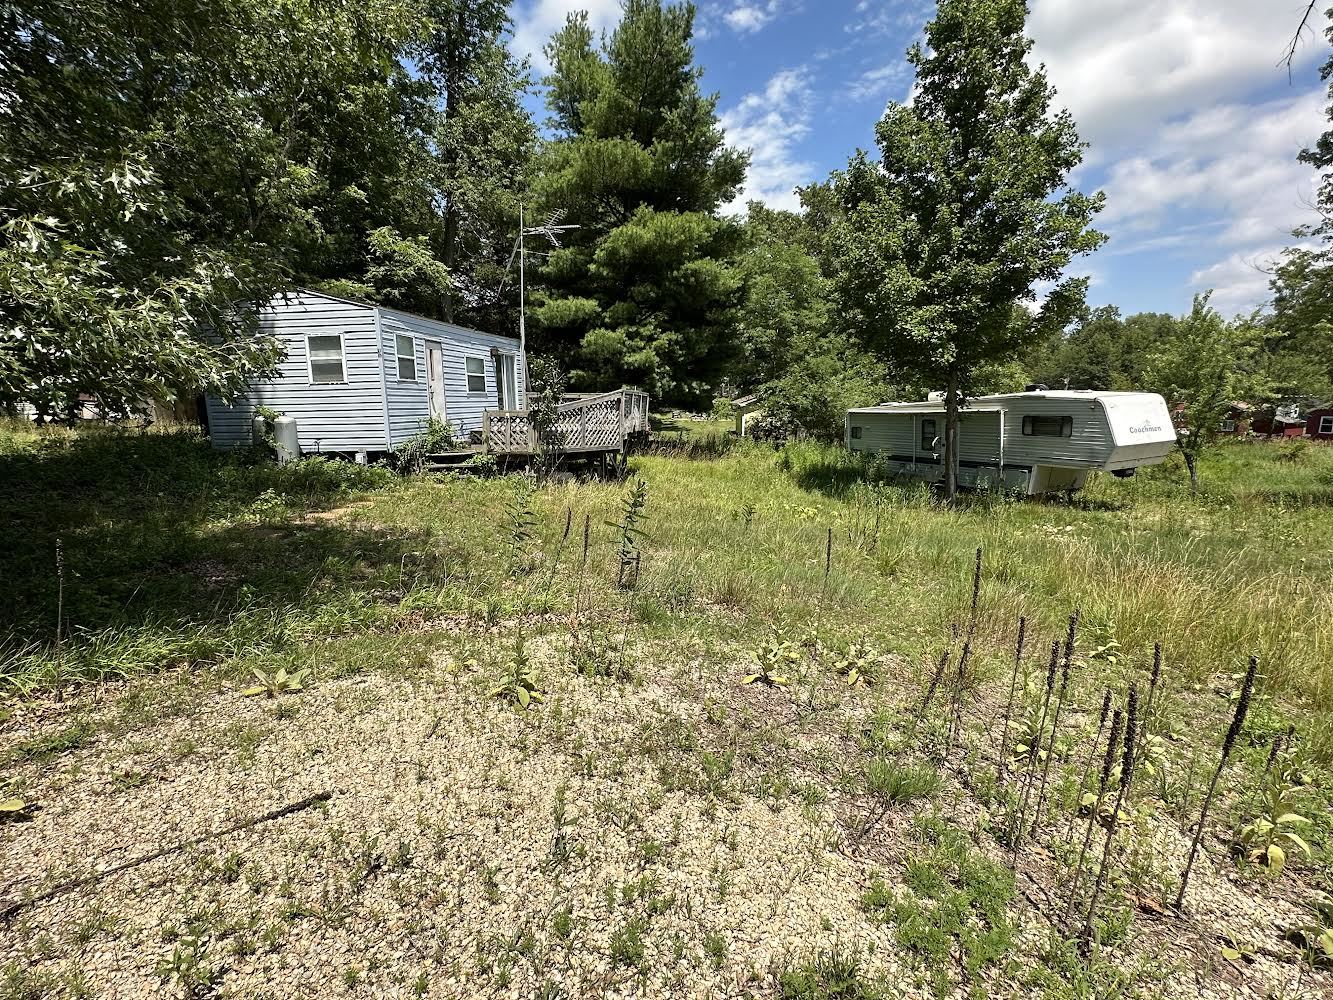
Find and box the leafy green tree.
[1023,307,1171,390]
[0,0,441,416]
[759,335,888,442]
[1144,294,1268,490]
[1264,249,1333,400]
[1260,12,1333,404]
[825,0,1104,499]
[414,0,536,330]
[530,0,748,405]
[731,204,829,388]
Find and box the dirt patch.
[291,501,377,526]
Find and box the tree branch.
[0,791,333,922]
[1282,1,1320,81]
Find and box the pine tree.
[530,0,748,404]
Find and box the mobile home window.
[307,334,345,384]
[850,425,863,439]
[920,418,937,450]
[1022,414,1073,438]
[1321,415,1333,434]
[465,357,486,393]
[395,334,417,381]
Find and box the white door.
[496,353,518,410]
[425,342,447,421]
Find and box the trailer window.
[850,425,862,439]
[1022,415,1073,438]
[920,418,937,450]
[465,357,486,393]
[395,334,417,381]
[307,334,345,384]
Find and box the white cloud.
[1029,0,1327,153]
[1098,90,1323,273]
[719,68,817,213]
[1026,0,1331,313]
[724,2,778,34]
[847,63,909,102]
[511,0,622,72]
[844,0,933,39]
[1187,245,1302,316]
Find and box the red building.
[1308,407,1333,441]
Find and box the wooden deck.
[479,387,650,457]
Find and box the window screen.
[1022,415,1073,438]
[1321,416,1333,434]
[850,425,862,439]
[308,335,344,384]
[920,418,937,450]
[465,357,486,393]
[395,334,416,381]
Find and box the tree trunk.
[1184,449,1199,492]
[944,371,960,502]
[438,7,464,324]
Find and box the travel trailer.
[845,390,1178,495]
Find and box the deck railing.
[482,386,650,455]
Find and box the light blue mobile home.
[204,290,526,454]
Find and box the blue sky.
[510,0,1332,318]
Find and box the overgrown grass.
[3,422,1331,756]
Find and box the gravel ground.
[1,640,1329,1000]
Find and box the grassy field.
[2,420,1332,998]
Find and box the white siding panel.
[999,397,1111,468]
[377,306,526,444]
[205,291,527,453]
[204,291,388,452]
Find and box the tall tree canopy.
[1144,294,1268,490]
[413,0,535,331]
[1022,307,1174,391]
[1,0,535,418]
[529,0,748,404]
[824,0,1104,498]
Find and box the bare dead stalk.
[966,547,982,638]
[1064,688,1113,846]
[1133,643,1162,772]
[1065,706,1122,923]
[916,645,952,721]
[1083,685,1138,940]
[1031,613,1079,832]
[1176,656,1258,910]
[0,791,334,922]
[996,616,1027,786]
[1011,640,1059,851]
[945,639,973,754]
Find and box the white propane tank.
[273,415,300,464]
[251,413,268,447]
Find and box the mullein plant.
[1176,656,1258,910]
[1065,688,1114,846]
[996,616,1028,788]
[1012,641,1060,852]
[1032,612,1080,833]
[1082,685,1139,942]
[1065,706,1123,923]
